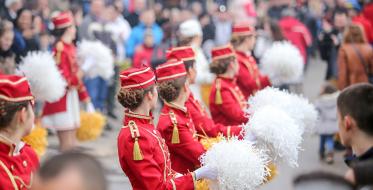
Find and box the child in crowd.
[314,83,339,164]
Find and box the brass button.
[23,160,27,167]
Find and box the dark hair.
[14,8,33,30]
[0,20,13,37]
[0,100,30,128]
[158,76,187,102]
[322,83,338,94]
[184,60,195,71]
[117,86,154,110]
[52,27,68,40]
[38,152,107,190]
[337,83,373,136]
[210,56,235,75]
[269,20,285,41]
[230,35,249,48]
[294,171,355,190]
[177,36,194,46]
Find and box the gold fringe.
[196,179,210,190]
[133,138,143,161]
[171,124,180,144]
[265,162,278,182]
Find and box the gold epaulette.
[128,120,143,161]
[169,111,180,144]
[215,78,223,105]
[55,42,64,65]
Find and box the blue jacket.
[125,23,163,58]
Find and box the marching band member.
[231,24,271,99]
[0,75,39,190]
[42,12,91,152]
[117,67,216,190]
[209,45,248,126]
[167,46,242,138]
[156,60,206,174]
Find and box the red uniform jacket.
[157,102,206,174]
[209,76,248,126]
[42,41,89,116]
[0,141,39,190]
[185,94,242,138]
[279,16,312,63]
[117,111,195,190]
[132,45,154,68]
[236,51,271,99]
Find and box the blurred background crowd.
[1,0,373,189]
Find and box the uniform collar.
[164,101,187,113]
[124,110,154,125]
[0,137,24,156]
[217,75,236,82]
[235,50,247,57]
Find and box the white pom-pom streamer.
[245,106,302,167]
[260,41,304,86]
[19,51,66,102]
[77,40,114,80]
[247,87,317,133]
[200,139,270,190]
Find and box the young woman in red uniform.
[0,75,39,190]
[209,45,248,126]
[156,60,206,174]
[117,67,216,190]
[42,12,91,152]
[231,24,271,99]
[167,46,242,138]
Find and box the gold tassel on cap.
[129,121,143,161]
[215,79,223,105]
[169,111,180,144]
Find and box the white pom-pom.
[260,41,304,86]
[247,87,317,133]
[19,51,67,102]
[77,40,114,80]
[200,138,270,190]
[245,106,302,167]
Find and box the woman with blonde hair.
[337,24,373,90]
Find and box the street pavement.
[43,58,348,190]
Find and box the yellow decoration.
[200,135,224,150]
[215,80,223,105]
[76,111,106,142]
[196,179,210,190]
[200,84,211,106]
[265,162,278,182]
[133,138,143,161]
[169,111,180,144]
[22,123,48,157]
[171,124,180,144]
